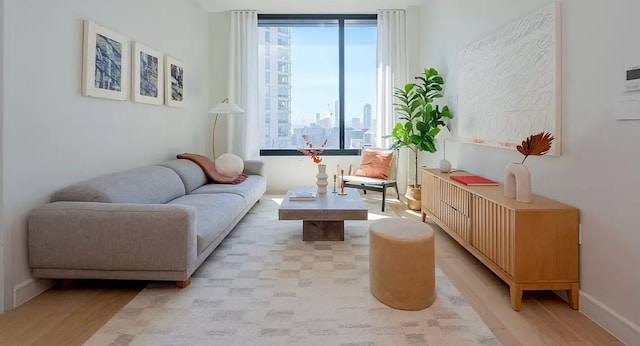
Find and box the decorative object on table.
[297,134,328,193]
[434,125,454,173]
[332,174,337,193]
[82,21,129,101]
[338,169,347,196]
[504,132,555,203]
[209,98,245,158]
[164,55,185,107]
[316,164,329,193]
[450,175,498,186]
[388,67,453,210]
[288,190,317,201]
[132,41,163,105]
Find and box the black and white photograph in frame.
[81,20,129,100]
[132,42,164,105]
[165,55,185,107]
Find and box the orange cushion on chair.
[355,149,394,179]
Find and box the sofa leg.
[176,278,191,288]
[61,279,77,288]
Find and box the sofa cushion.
[215,153,244,177]
[190,175,267,204]
[52,166,186,204]
[169,193,245,254]
[158,159,207,193]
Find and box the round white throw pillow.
[215,153,244,177]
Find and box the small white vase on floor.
[504,162,531,203]
[316,164,329,193]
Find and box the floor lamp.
[435,125,454,173]
[209,98,245,159]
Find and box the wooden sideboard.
[421,169,579,310]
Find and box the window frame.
[258,13,377,157]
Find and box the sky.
[289,24,376,127]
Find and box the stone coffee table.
[278,188,368,241]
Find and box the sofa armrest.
[243,160,265,176]
[28,202,198,273]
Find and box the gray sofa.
[28,158,266,287]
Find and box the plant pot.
[405,184,422,210]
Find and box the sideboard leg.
[567,283,580,310]
[421,211,426,222]
[510,284,523,311]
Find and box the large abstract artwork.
[82,21,129,101]
[458,2,562,155]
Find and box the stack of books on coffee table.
[288,191,317,201]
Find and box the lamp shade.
[209,101,245,114]
[435,126,454,141]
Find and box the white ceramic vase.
[504,162,531,203]
[316,164,329,193]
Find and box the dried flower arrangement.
[517,132,555,164]
[297,134,328,164]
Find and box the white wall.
[419,0,640,344]
[0,0,5,314]
[1,0,210,311]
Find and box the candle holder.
[338,169,347,196]
[332,174,338,193]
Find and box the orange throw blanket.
[177,153,247,184]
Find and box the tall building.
[258,27,292,148]
[334,100,340,128]
[363,103,372,130]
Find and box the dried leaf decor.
[297,134,328,164]
[517,132,554,164]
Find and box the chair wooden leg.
[382,185,386,212]
[395,185,400,198]
[361,184,367,194]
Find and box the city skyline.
[258,20,377,149]
[289,24,377,128]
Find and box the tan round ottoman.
[369,218,435,310]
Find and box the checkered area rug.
[87,194,500,346]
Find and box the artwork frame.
[164,55,185,107]
[81,20,129,101]
[132,42,164,105]
[457,2,562,155]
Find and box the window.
[258,14,377,156]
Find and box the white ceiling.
[196,0,424,13]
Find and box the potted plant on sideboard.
[389,67,453,210]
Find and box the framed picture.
[165,55,185,107]
[81,20,129,100]
[132,42,164,105]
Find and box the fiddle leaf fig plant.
[389,67,453,187]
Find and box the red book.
[450,175,499,186]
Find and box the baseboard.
[13,278,55,308]
[580,291,640,345]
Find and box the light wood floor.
[0,195,621,345]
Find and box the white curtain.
[376,10,408,192]
[228,11,259,159]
